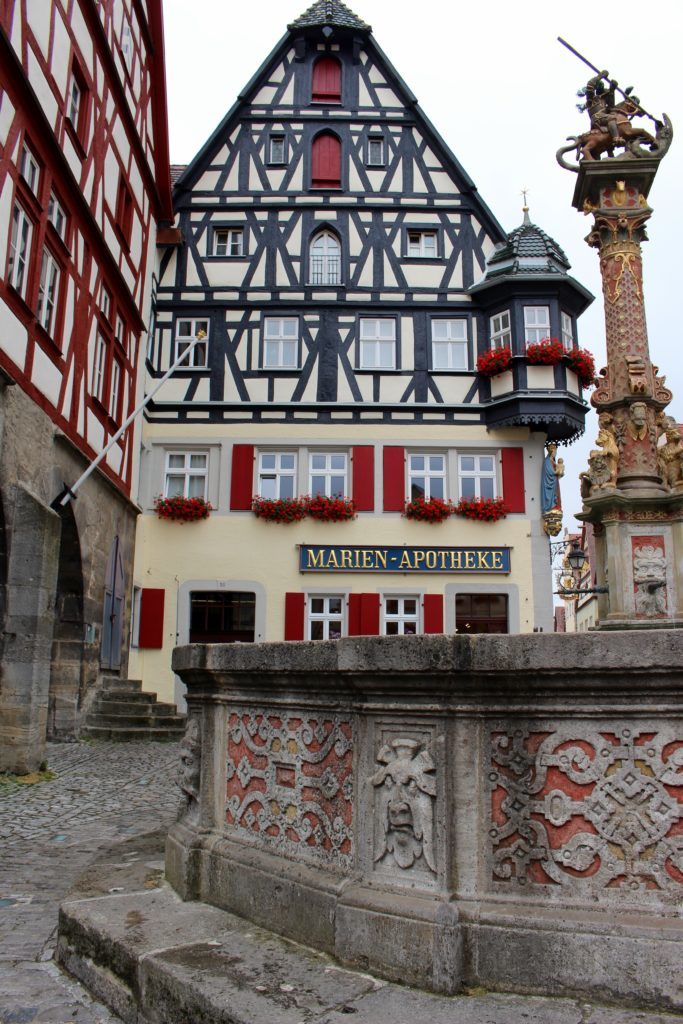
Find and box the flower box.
[455,497,508,522]
[404,496,455,523]
[526,337,564,365]
[154,495,213,522]
[477,346,512,377]
[251,496,307,523]
[565,348,596,389]
[305,494,357,522]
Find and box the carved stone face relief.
[370,738,436,874]
[178,716,201,806]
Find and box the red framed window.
[311,132,341,189]
[66,59,89,145]
[115,176,134,248]
[312,56,341,103]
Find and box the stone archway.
[48,503,84,738]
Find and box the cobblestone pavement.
[0,740,180,1023]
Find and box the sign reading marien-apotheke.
[299,545,511,574]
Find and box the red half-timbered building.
[0,0,173,772]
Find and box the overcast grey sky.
[163,0,682,533]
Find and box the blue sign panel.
[299,545,511,574]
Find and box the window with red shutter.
[383,446,405,512]
[352,446,374,511]
[348,594,380,636]
[230,444,254,510]
[312,56,341,103]
[284,592,305,640]
[138,588,164,649]
[500,447,525,513]
[423,594,444,634]
[311,132,341,189]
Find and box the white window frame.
[407,230,437,258]
[358,317,396,370]
[561,311,574,352]
[382,595,421,636]
[67,74,82,127]
[20,142,40,195]
[309,231,341,286]
[213,228,243,257]
[48,192,67,242]
[130,585,142,647]
[309,451,348,498]
[269,135,285,164]
[99,284,111,320]
[523,305,551,347]
[175,317,209,369]
[262,317,298,369]
[367,136,384,166]
[92,334,107,402]
[37,248,60,336]
[490,310,511,350]
[121,18,134,72]
[408,453,447,501]
[8,204,33,299]
[307,594,345,640]
[458,453,498,500]
[431,318,468,370]
[109,360,121,419]
[257,451,297,500]
[164,450,209,499]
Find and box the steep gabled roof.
[288,1,371,32]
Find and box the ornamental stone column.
[558,79,683,627]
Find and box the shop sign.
[299,545,511,574]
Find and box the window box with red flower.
[455,497,508,522]
[252,496,307,523]
[404,496,455,523]
[305,494,357,522]
[477,346,512,377]
[526,337,564,365]
[565,347,596,389]
[154,495,213,522]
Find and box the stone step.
[80,724,186,742]
[91,698,177,716]
[85,711,186,730]
[101,677,143,692]
[97,690,159,705]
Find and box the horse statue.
[557,104,673,171]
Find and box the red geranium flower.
[404,496,455,523]
[477,347,512,377]
[251,496,307,523]
[455,497,508,522]
[304,494,356,522]
[565,347,596,389]
[526,337,564,365]
[154,495,213,522]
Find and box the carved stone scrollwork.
[489,727,683,895]
[178,716,201,823]
[370,738,436,875]
[226,710,353,868]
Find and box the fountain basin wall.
[167,632,683,1009]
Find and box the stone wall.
[0,383,138,772]
[168,631,683,1010]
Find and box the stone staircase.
[81,678,186,742]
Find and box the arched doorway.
[48,503,84,738]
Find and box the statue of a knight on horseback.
[556,39,673,171]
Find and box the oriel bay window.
[359,318,396,369]
[409,454,446,500]
[175,318,209,368]
[458,454,497,499]
[307,595,344,640]
[561,311,574,351]
[309,452,347,497]
[523,305,550,346]
[431,318,468,370]
[258,451,297,499]
[164,452,208,498]
[490,310,511,349]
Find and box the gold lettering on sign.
[327,550,340,569]
[492,551,504,570]
[362,550,375,569]
[477,551,492,570]
[307,549,325,569]
[425,551,437,569]
[464,551,476,570]
[398,550,412,570]
[340,549,353,569]
[449,551,463,569]
[375,550,388,569]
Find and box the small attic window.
[312,56,341,103]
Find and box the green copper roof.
[289,0,371,32]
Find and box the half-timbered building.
[0,0,173,771]
[131,0,592,707]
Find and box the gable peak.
[288,0,372,33]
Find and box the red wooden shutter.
[139,588,164,649]
[284,592,305,641]
[501,447,525,513]
[383,446,405,512]
[312,132,341,188]
[312,56,341,102]
[423,594,443,634]
[230,444,254,510]
[352,446,374,511]
[348,594,380,636]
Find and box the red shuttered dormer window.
[311,132,341,189]
[312,56,341,103]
